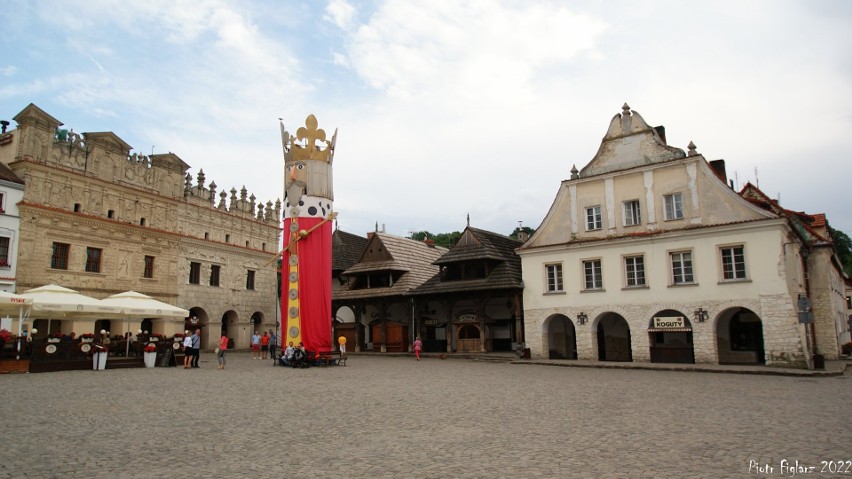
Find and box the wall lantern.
[694,307,709,323]
[576,312,588,325]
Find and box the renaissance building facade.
[0,104,281,350]
[518,104,848,368]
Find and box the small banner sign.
[653,316,685,329]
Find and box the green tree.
[829,226,852,275]
[408,230,461,248]
[509,226,535,241]
[409,231,432,242]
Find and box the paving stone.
[0,353,849,477]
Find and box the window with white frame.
[720,245,746,280]
[624,255,645,287]
[583,259,603,290]
[585,205,602,231]
[664,193,684,220]
[670,251,694,284]
[623,200,641,226]
[545,263,563,292]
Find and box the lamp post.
[29,328,37,359]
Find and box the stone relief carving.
[27,180,42,203]
[178,260,189,280]
[118,252,130,279]
[53,182,68,207]
[87,190,102,213]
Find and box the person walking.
[338,335,347,353]
[414,336,423,361]
[251,331,261,359]
[182,330,192,369]
[217,333,228,369]
[190,329,201,368]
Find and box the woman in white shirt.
[182,331,193,369]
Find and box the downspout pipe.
[801,246,817,368]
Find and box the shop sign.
[652,316,685,329]
[457,314,477,322]
[424,319,441,326]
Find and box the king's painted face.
[285,162,307,208]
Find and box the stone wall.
[526,295,807,367]
[4,104,281,348]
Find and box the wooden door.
[384,323,408,352]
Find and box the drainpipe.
[800,246,817,367]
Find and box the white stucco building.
[518,104,847,368]
[0,160,24,295]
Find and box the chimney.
[517,231,530,242]
[0,120,9,134]
[709,159,727,183]
[424,239,435,248]
[654,125,667,145]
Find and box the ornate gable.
[579,103,686,178]
[151,152,190,175]
[12,103,62,131]
[83,131,132,156]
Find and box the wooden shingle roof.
[332,229,369,273]
[335,232,448,300]
[409,227,523,296]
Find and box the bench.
[318,350,347,367]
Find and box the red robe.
[282,217,332,353]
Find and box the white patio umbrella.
[100,291,189,318]
[0,291,33,360]
[19,284,123,335]
[100,291,189,356]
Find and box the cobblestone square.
[0,353,850,478]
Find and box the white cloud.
[4,0,852,237]
[345,2,606,104]
[325,0,356,29]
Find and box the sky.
[1,0,851,239]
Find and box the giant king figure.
[281,114,337,353]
